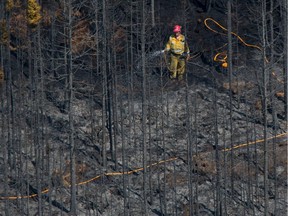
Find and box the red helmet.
[173,25,181,33]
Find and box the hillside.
[0,0,287,215]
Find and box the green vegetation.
[5,0,14,11]
[0,20,8,44]
[27,0,41,27]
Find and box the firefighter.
[164,25,190,81]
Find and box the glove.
[181,52,190,60]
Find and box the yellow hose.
[204,17,284,83]
[0,132,286,200]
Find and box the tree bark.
[141,0,148,214]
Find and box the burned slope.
[0,0,287,216]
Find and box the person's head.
[173,25,181,36]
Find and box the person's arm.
[164,36,171,52]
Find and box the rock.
[276,166,285,176]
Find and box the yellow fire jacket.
[165,34,190,55]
